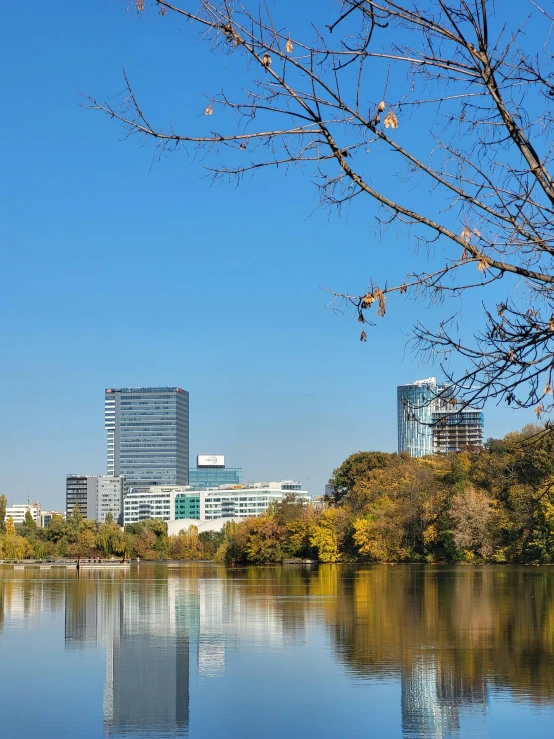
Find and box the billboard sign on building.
[197,454,225,468]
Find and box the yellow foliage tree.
[310,508,349,563]
[353,496,411,562]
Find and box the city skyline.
[0,372,528,510]
[0,0,541,512]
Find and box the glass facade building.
[188,467,242,489]
[105,387,189,491]
[398,377,484,457]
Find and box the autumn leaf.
[262,52,272,68]
[549,316,554,331]
[136,0,144,11]
[544,383,553,396]
[477,257,490,272]
[383,111,398,129]
[377,100,385,112]
[160,5,167,15]
[535,403,544,418]
[374,287,386,317]
[461,249,469,261]
[204,104,213,116]
[361,292,375,309]
[461,226,471,244]
[286,38,293,53]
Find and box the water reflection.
[1,564,554,738]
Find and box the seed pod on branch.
[286,38,293,53]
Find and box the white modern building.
[98,476,125,524]
[5,502,41,526]
[123,486,181,525]
[66,475,125,523]
[40,510,65,527]
[123,481,310,527]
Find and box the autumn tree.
[85,0,554,420]
[168,526,204,560]
[3,518,31,561]
[328,452,396,505]
[310,508,351,563]
[449,486,494,560]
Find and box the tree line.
[2,423,554,564]
[210,423,554,565]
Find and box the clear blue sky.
[0,1,533,509]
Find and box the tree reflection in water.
[0,563,553,737]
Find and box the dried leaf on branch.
[374,287,386,317]
[85,0,554,424]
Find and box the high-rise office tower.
[397,377,484,457]
[105,387,189,491]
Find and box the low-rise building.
[6,502,41,526]
[123,486,182,525]
[123,481,310,526]
[40,511,65,527]
[188,454,243,489]
[66,475,125,523]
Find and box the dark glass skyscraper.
[105,387,189,490]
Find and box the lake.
[1,563,553,738]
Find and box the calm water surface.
[1,563,553,738]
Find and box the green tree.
[19,510,38,539]
[328,452,396,505]
[0,495,6,535]
[45,514,70,544]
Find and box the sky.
[0,0,535,509]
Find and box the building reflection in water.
[65,572,190,736]
[3,565,554,738]
[401,657,487,738]
[61,569,305,735]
